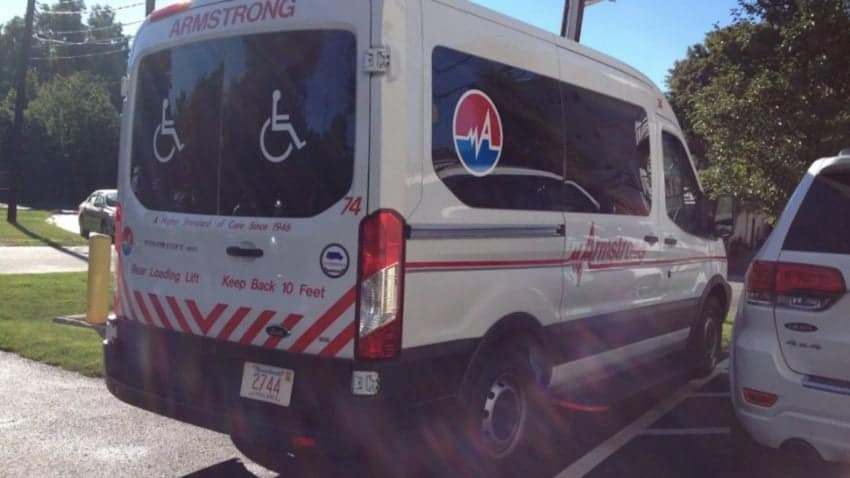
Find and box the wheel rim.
[703,317,719,366]
[481,374,525,458]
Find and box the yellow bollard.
[87,234,112,325]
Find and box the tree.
[26,71,119,204]
[667,0,850,217]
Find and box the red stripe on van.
[262,314,304,349]
[186,301,227,335]
[239,310,276,345]
[407,258,565,270]
[319,321,356,357]
[147,294,173,331]
[120,275,136,322]
[165,296,192,333]
[133,291,155,325]
[217,307,251,341]
[289,287,357,353]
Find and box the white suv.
[732,149,850,463]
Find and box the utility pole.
[146,0,155,15]
[6,0,36,224]
[562,0,609,42]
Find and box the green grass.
[0,207,87,247]
[722,315,735,352]
[0,272,108,377]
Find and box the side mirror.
[713,194,737,239]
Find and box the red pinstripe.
[217,307,251,341]
[165,296,192,333]
[289,287,357,353]
[319,321,356,357]
[262,314,304,349]
[147,294,174,331]
[407,255,728,271]
[133,291,154,325]
[239,310,276,345]
[186,301,227,335]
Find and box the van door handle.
[644,235,659,245]
[664,237,678,246]
[227,246,264,258]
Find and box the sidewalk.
[0,246,92,274]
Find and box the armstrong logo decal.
[568,223,647,284]
[453,90,503,177]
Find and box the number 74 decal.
[341,196,363,216]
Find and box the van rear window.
[130,30,356,217]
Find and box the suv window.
[93,194,105,207]
[784,173,850,254]
[663,132,703,235]
[131,30,356,218]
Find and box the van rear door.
[119,1,371,360]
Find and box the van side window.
[431,47,652,215]
[662,132,703,235]
[432,47,565,212]
[563,87,652,216]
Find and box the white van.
[105,0,735,473]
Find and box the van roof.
[436,0,663,96]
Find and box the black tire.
[80,225,90,239]
[689,297,723,378]
[457,337,555,477]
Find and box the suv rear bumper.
[731,306,850,463]
[104,317,476,457]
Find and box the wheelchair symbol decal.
[153,99,185,163]
[260,90,307,163]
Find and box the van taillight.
[114,201,123,244]
[356,210,405,360]
[149,1,190,22]
[746,261,845,310]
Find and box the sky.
[0,0,740,90]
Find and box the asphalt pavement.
[0,351,275,478]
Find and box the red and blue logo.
[453,90,503,177]
[121,226,134,256]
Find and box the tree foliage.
[667,0,850,216]
[0,0,129,207]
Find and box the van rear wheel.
[458,338,554,476]
[689,297,723,378]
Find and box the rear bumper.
[731,305,850,463]
[104,317,476,457]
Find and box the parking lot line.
[639,427,730,436]
[554,359,729,478]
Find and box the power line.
[33,33,131,45]
[30,47,129,60]
[39,19,143,36]
[37,2,145,15]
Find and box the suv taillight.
[746,260,845,310]
[356,210,406,360]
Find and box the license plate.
[239,362,294,407]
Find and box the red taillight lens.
[746,261,776,304]
[746,261,845,310]
[356,210,406,360]
[149,1,191,22]
[776,263,845,295]
[742,388,778,408]
[114,201,123,246]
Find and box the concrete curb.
[53,315,107,336]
